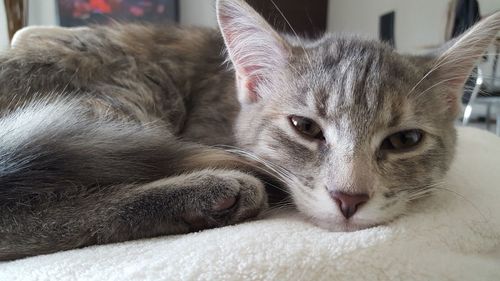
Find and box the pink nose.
[329,191,369,219]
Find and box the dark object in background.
[57,0,178,27]
[245,0,327,38]
[447,0,481,104]
[451,0,481,38]
[4,0,28,42]
[379,11,395,48]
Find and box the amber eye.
[381,129,423,151]
[289,115,325,140]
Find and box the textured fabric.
[1,126,499,281]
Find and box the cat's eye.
[380,129,423,151]
[289,115,325,141]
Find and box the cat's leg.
[1,169,266,261]
[0,99,269,261]
[116,169,267,236]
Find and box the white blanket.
[1,127,499,281]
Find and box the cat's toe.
[186,171,268,230]
[224,172,268,222]
[213,196,237,211]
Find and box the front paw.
[182,170,268,230]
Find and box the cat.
[0,0,499,261]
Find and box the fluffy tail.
[0,99,259,203]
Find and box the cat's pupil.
[382,130,423,151]
[289,116,324,140]
[400,131,418,144]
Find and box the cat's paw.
[182,170,268,230]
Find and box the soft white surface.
[0,127,499,281]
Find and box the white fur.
[0,98,81,150]
[11,26,89,48]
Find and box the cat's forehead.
[302,35,418,85]
[284,36,423,135]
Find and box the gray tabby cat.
[0,0,499,260]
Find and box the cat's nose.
[329,191,369,219]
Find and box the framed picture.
[57,0,179,27]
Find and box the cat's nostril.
[329,191,369,219]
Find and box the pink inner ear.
[241,64,264,101]
[244,75,260,102]
[218,3,288,103]
[222,24,265,102]
[236,72,260,103]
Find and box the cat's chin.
[311,218,380,232]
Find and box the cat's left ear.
[429,12,500,117]
[217,0,291,104]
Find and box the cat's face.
[217,0,500,230]
[233,36,457,230]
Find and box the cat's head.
[217,0,500,231]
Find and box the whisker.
[407,52,494,97]
[260,201,296,217]
[213,144,302,189]
[259,178,290,194]
[269,0,314,71]
[404,182,490,224]
[433,186,490,223]
[414,75,471,99]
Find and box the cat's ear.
[216,0,290,104]
[429,12,500,117]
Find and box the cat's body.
[3,25,236,145]
[1,0,499,261]
[0,25,268,261]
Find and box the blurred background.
[1,0,500,134]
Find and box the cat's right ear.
[217,0,290,104]
[426,12,500,118]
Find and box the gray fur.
[0,0,499,260]
[220,0,500,231]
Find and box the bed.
[0,126,499,280]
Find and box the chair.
[462,37,500,135]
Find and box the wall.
[180,0,217,27]
[28,0,58,26]
[328,0,446,53]
[0,1,8,49]
[327,0,500,53]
